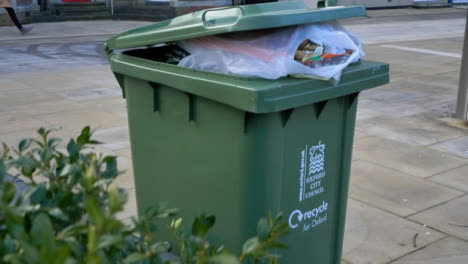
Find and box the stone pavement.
[1,7,468,264]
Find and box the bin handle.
[202,6,244,29]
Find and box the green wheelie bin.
[104,2,389,263]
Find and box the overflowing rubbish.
[294,39,353,68]
[176,21,364,81]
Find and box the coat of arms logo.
[309,141,325,175]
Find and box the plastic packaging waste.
[177,21,365,81]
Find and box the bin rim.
[109,51,389,113]
[104,1,366,54]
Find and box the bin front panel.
[124,76,259,249]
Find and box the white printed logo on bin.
[288,201,328,229]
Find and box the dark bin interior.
[123,45,189,65]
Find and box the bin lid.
[104,1,366,53]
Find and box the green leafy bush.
[0,127,289,264]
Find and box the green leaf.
[31,139,45,149]
[256,217,269,241]
[87,140,101,145]
[98,234,123,249]
[66,139,79,161]
[6,213,27,240]
[57,223,88,240]
[192,213,216,237]
[3,234,16,253]
[0,159,6,183]
[2,254,23,264]
[108,186,127,214]
[13,156,37,177]
[30,213,56,255]
[49,207,70,222]
[59,164,80,177]
[2,181,16,204]
[171,218,183,231]
[149,242,170,253]
[208,254,240,264]
[241,237,259,255]
[18,139,31,153]
[123,253,147,264]
[77,126,91,148]
[47,137,62,149]
[36,127,47,137]
[58,191,74,208]
[101,156,118,179]
[40,148,54,164]
[18,241,40,263]
[64,258,78,264]
[51,245,72,264]
[30,184,47,204]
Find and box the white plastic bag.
[177,21,364,81]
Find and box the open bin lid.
[106,2,389,114]
[104,1,366,53]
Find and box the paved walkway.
[0,7,467,264]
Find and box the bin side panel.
[333,93,358,264]
[275,95,357,264]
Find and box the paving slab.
[356,107,381,121]
[342,199,445,264]
[428,165,468,193]
[359,79,456,106]
[429,136,468,159]
[409,195,468,241]
[0,41,107,74]
[343,8,466,26]
[378,36,464,56]
[79,97,127,117]
[392,76,460,94]
[391,236,468,264]
[93,126,131,151]
[117,188,138,220]
[0,88,62,107]
[0,130,43,147]
[115,148,133,159]
[112,156,135,190]
[356,115,466,147]
[407,70,462,90]
[365,44,461,68]
[428,100,458,117]
[353,136,468,178]
[350,160,463,217]
[0,79,33,91]
[35,109,128,133]
[372,79,458,100]
[59,87,121,102]
[0,112,49,134]
[347,18,466,45]
[0,21,151,42]
[388,62,459,79]
[356,98,427,119]
[12,100,86,116]
[360,89,427,102]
